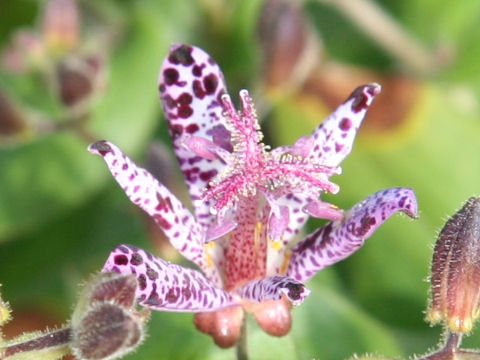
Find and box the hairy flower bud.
[427,197,480,333]
[71,273,148,360]
[71,303,144,360]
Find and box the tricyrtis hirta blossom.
[89,44,418,347]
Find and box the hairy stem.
[1,327,72,360]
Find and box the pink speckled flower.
[89,44,418,347]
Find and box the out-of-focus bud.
[427,197,480,333]
[0,90,26,137]
[257,0,321,96]
[70,273,148,360]
[42,0,80,55]
[249,298,292,337]
[1,30,45,73]
[56,55,106,107]
[194,305,244,348]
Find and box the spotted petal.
[103,245,238,312]
[158,44,229,231]
[266,84,381,271]
[235,275,311,306]
[287,187,418,283]
[310,83,381,166]
[88,141,208,271]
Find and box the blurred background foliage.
[0,0,480,359]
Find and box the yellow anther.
[280,251,292,274]
[204,241,216,268]
[269,239,283,252]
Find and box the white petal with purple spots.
[287,187,418,283]
[103,245,238,312]
[88,141,208,270]
[159,44,230,231]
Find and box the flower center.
[202,90,340,216]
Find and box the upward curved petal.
[103,245,238,312]
[274,84,382,241]
[287,187,418,283]
[159,44,229,231]
[88,141,207,270]
[309,83,381,167]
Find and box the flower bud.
[71,303,144,360]
[71,273,147,360]
[250,298,292,337]
[194,306,244,348]
[56,55,105,107]
[0,90,26,137]
[427,197,480,333]
[257,0,320,95]
[42,0,79,54]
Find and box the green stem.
[236,316,248,360]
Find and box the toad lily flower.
[89,44,418,348]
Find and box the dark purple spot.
[166,288,179,303]
[355,216,377,237]
[177,93,193,105]
[138,274,147,290]
[285,283,304,300]
[130,253,143,266]
[339,117,352,131]
[144,290,161,306]
[168,45,194,66]
[158,84,165,93]
[153,214,172,230]
[90,141,112,157]
[335,143,344,152]
[186,123,199,134]
[145,263,159,280]
[156,193,174,212]
[192,79,205,99]
[192,64,204,77]
[122,163,128,170]
[163,68,179,85]
[348,86,369,113]
[169,124,183,139]
[199,169,218,182]
[114,255,128,266]
[203,74,218,94]
[178,106,193,119]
